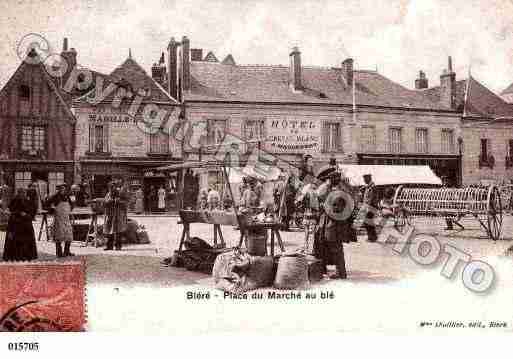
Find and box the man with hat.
[314,170,353,279]
[362,173,378,242]
[104,180,129,251]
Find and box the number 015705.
[8,342,39,351]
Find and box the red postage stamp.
[0,261,86,332]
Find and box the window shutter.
[322,122,328,152]
[206,120,213,146]
[103,124,109,152]
[336,124,342,151]
[89,123,95,152]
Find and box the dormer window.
[19,85,30,101]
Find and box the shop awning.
[316,164,442,186]
[227,165,283,183]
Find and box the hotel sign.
[266,119,320,153]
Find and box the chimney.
[167,37,178,100]
[60,38,77,87]
[190,48,203,61]
[415,70,428,89]
[341,58,354,87]
[181,36,191,92]
[289,46,302,91]
[151,62,164,86]
[440,56,456,109]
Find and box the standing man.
[362,174,378,242]
[314,171,351,279]
[104,181,128,251]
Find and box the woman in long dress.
[2,188,38,261]
[135,187,144,214]
[48,184,74,257]
[157,186,166,212]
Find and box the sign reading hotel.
[266,119,320,153]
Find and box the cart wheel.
[395,210,413,232]
[487,187,503,241]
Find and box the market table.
[37,207,100,245]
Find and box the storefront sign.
[266,119,320,153]
[89,114,136,123]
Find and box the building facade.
[158,36,461,187]
[0,48,77,196]
[72,55,182,211]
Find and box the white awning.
[336,165,442,186]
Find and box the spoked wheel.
[394,208,413,233]
[487,187,503,241]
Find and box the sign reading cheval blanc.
[266,119,320,153]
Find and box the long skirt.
[2,216,38,261]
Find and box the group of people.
[136,185,169,214]
[1,178,132,261]
[2,183,76,261]
[290,169,378,279]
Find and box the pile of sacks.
[213,248,322,294]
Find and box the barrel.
[245,228,268,256]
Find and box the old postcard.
[0,0,513,349]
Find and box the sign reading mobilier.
[266,119,320,153]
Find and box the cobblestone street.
[1,214,511,287]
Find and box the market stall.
[158,162,287,271]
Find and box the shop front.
[0,160,74,199]
[80,159,182,214]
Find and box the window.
[21,125,45,153]
[323,122,341,152]
[19,85,30,101]
[14,172,31,191]
[207,119,226,145]
[480,139,489,161]
[441,129,455,154]
[479,138,494,168]
[415,128,429,153]
[150,132,169,153]
[388,127,402,153]
[89,123,109,153]
[507,139,513,168]
[360,126,376,152]
[48,172,64,196]
[244,120,265,141]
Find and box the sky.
[1,0,513,94]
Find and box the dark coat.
[313,185,356,265]
[2,196,38,261]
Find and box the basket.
[274,253,309,289]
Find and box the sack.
[137,230,150,244]
[274,253,309,289]
[213,249,275,294]
[124,219,139,243]
[184,236,213,251]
